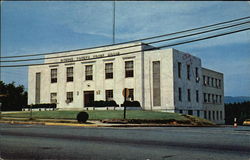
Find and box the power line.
[1,16,250,59]
[1,20,249,63]
[1,27,249,68]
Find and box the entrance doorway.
[84,91,94,107]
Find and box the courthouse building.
[28,42,224,124]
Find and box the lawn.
[2,110,187,121]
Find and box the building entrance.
[84,91,94,107]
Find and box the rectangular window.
[220,111,223,120]
[50,93,57,104]
[125,61,134,78]
[196,90,199,103]
[187,89,191,102]
[203,75,206,85]
[216,111,219,120]
[178,88,182,101]
[66,92,73,103]
[204,111,207,119]
[105,90,113,101]
[216,95,218,103]
[212,94,215,103]
[178,62,182,78]
[218,79,221,88]
[215,79,218,88]
[188,110,193,115]
[204,93,207,103]
[208,111,211,120]
[197,110,200,117]
[51,68,57,83]
[195,67,199,83]
[128,89,134,101]
[35,72,41,104]
[105,63,113,79]
[208,94,211,103]
[85,65,93,80]
[212,111,215,120]
[187,64,190,80]
[207,77,210,86]
[66,67,73,82]
[211,78,214,87]
[219,95,222,104]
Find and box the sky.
[1,1,250,96]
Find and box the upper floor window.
[211,78,214,87]
[105,90,113,101]
[50,93,57,104]
[187,64,190,80]
[51,68,57,83]
[105,63,113,79]
[196,90,199,103]
[66,67,73,82]
[85,65,93,80]
[195,67,199,83]
[207,76,210,86]
[178,62,182,78]
[203,75,206,85]
[178,88,182,101]
[66,92,73,103]
[187,89,191,102]
[204,93,207,103]
[125,61,134,78]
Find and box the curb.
[0,120,215,128]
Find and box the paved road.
[0,124,250,160]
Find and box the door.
[84,91,94,107]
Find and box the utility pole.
[113,0,116,44]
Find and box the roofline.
[202,67,223,75]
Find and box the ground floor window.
[50,93,57,104]
[188,110,193,115]
[197,110,200,117]
[204,111,207,119]
[66,92,73,103]
[105,90,113,101]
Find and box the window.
[208,94,211,103]
[211,78,214,87]
[188,110,193,115]
[195,67,199,82]
[51,68,57,83]
[204,93,207,103]
[207,77,210,86]
[187,89,191,102]
[196,90,199,103]
[178,88,182,101]
[212,111,215,120]
[218,79,221,88]
[125,61,134,78]
[85,65,93,80]
[105,63,113,79]
[105,90,113,101]
[212,94,215,103]
[187,64,190,80]
[50,93,57,104]
[204,111,207,119]
[216,111,219,120]
[197,110,200,117]
[179,110,183,114]
[220,111,223,120]
[128,89,134,101]
[203,75,206,85]
[66,92,73,103]
[215,79,218,88]
[66,67,73,82]
[219,95,222,104]
[208,111,211,120]
[178,62,182,78]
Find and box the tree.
[0,81,27,111]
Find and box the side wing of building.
[202,68,224,124]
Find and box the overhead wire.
[1,16,250,59]
[1,20,249,63]
[1,26,249,68]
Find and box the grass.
[2,110,215,125]
[2,110,186,120]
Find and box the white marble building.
[28,42,224,123]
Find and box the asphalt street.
[0,124,250,160]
